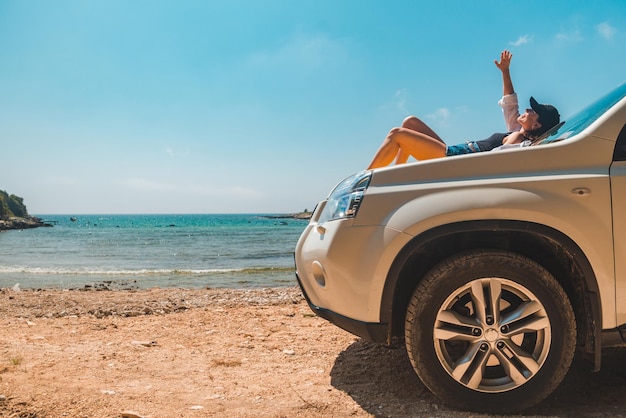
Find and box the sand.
[1,286,626,418]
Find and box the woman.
[367,50,560,169]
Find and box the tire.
[405,249,576,413]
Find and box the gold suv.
[295,82,626,413]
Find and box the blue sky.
[1,0,624,214]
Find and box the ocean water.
[0,214,309,290]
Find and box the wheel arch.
[380,219,603,370]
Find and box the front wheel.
[405,250,576,413]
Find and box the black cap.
[530,97,560,135]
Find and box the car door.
[610,124,626,327]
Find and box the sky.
[1,0,625,214]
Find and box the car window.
[539,83,626,145]
[613,124,626,161]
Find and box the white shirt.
[498,93,522,132]
[492,140,532,151]
[492,94,530,151]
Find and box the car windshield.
[539,82,626,144]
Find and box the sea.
[0,214,310,290]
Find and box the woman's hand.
[495,50,514,96]
[494,50,513,72]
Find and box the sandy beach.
[2,286,626,418]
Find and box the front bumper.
[295,271,388,343]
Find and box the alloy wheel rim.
[433,277,551,393]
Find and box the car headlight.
[318,171,372,223]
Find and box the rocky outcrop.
[0,216,51,231]
[263,212,313,220]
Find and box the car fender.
[376,182,615,325]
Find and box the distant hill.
[0,190,28,219]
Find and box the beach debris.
[11,283,20,292]
[101,389,116,395]
[189,405,204,410]
[131,340,158,347]
[120,411,144,418]
[283,349,295,356]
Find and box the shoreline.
[4,276,298,292]
[1,285,306,320]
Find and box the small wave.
[0,266,293,276]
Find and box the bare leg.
[394,116,445,164]
[401,116,444,143]
[394,148,411,165]
[367,116,447,169]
